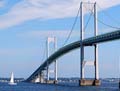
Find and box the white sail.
[10,72,14,83]
[9,72,17,85]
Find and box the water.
[0,81,119,91]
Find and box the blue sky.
[0,0,119,79]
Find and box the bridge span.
[26,30,120,84]
[26,2,120,86]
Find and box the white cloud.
[0,0,120,29]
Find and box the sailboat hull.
[8,82,17,85]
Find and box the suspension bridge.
[26,2,120,86]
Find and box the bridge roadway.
[26,30,120,82]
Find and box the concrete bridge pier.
[31,72,44,83]
[79,2,100,86]
[39,72,44,83]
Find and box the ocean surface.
[0,81,119,91]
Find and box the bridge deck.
[26,30,120,82]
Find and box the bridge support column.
[94,2,100,85]
[80,2,85,80]
[79,2,100,86]
[54,37,58,84]
[39,72,44,83]
[53,60,58,84]
[47,38,50,82]
[32,72,44,83]
[94,2,99,81]
[46,37,58,84]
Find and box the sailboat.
[8,72,17,85]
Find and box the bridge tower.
[80,2,100,86]
[46,37,57,84]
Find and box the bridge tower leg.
[54,37,58,84]
[79,2,100,86]
[94,2,100,85]
[80,1,84,80]
[47,38,49,83]
[46,37,58,84]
